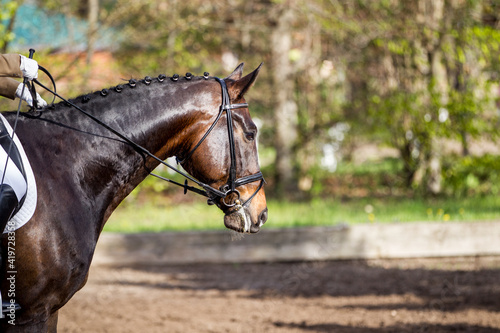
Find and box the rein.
[31,66,264,207]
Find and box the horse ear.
[226,63,245,80]
[227,63,263,100]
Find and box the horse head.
[178,63,268,233]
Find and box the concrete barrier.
[93,221,500,265]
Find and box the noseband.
[177,78,265,207]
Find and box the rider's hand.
[15,83,47,108]
[19,54,39,80]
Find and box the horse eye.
[245,132,256,141]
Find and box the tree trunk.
[421,0,446,195]
[86,0,99,66]
[271,4,298,196]
[426,48,446,195]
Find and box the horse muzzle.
[224,206,268,234]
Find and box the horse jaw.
[224,207,260,234]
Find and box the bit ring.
[222,190,241,207]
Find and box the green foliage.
[335,157,402,176]
[447,87,493,139]
[368,88,431,185]
[346,0,500,194]
[7,0,500,199]
[442,154,500,198]
[0,1,17,51]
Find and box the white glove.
[15,83,47,107]
[19,55,39,80]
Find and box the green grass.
[104,195,500,233]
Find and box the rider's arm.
[0,54,23,78]
[0,77,20,100]
[0,54,46,106]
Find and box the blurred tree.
[98,0,223,74]
[442,0,500,156]
[98,0,309,197]
[0,0,19,53]
[315,0,500,195]
[11,0,500,198]
[270,2,298,195]
[86,0,98,66]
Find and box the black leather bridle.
[176,77,265,207]
[32,67,265,208]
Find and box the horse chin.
[224,209,260,234]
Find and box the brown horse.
[0,63,267,332]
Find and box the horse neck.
[18,78,218,229]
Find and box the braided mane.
[30,72,213,114]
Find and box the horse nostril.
[258,208,268,226]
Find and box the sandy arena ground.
[58,257,500,333]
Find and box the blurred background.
[1,0,500,231]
